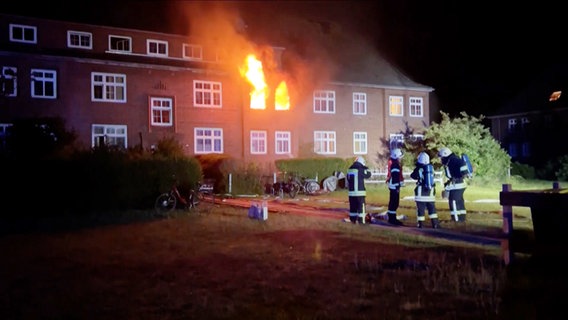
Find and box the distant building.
[0,13,434,169]
[487,64,568,166]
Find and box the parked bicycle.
[268,172,320,198]
[154,176,214,216]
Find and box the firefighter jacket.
[410,163,436,202]
[441,153,469,191]
[347,161,371,197]
[386,158,404,190]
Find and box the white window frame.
[91,72,127,103]
[314,131,336,154]
[147,39,168,57]
[275,131,291,154]
[313,90,335,114]
[353,131,367,154]
[67,30,93,49]
[92,124,127,149]
[250,130,267,155]
[508,118,517,131]
[183,44,203,60]
[30,69,57,99]
[1,67,17,97]
[409,97,423,117]
[9,24,37,44]
[389,96,404,116]
[108,35,132,53]
[389,133,404,150]
[353,92,367,115]
[150,97,173,126]
[193,80,222,108]
[195,127,223,154]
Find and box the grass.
[0,178,564,319]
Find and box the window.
[92,72,126,102]
[409,97,423,117]
[195,128,223,153]
[389,96,403,116]
[275,131,291,154]
[108,35,132,53]
[314,90,335,113]
[353,131,367,154]
[250,130,267,154]
[353,92,367,115]
[30,69,56,99]
[508,118,517,131]
[147,39,168,57]
[522,142,531,157]
[67,31,92,49]
[183,44,203,60]
[508,143,518,158]
[194,80,222,108]
[150,97,173,126]
[314,131,336,154]
[0,123,13,151]
[9,24,36,44]
[1,67,17,97]
[92,124,127,149]
[521,117,530,128]
[389,133,404,150]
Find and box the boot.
[417,221,423,228]
[431,218,440,229]
[458,215,466,222]
[388,214,403,226]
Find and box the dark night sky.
[3,0,566,117]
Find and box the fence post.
[228,173,232,194]
[501,183,513,265]
[553,181,560,189]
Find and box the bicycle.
[154,177,214,216]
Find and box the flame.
[549,91,562,101]
[275,81,290,110]
[240,54,267,110]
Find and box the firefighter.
[410,152,440,228]
[438,147,469,222]
[347,156,372,224]
[385,148,404,226]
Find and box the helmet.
[390,148,403,160]
[417,152,430,165]
[355,156,366,166]
[438,147,452,158]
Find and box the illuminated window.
[194,80,222,108]
[353,131,367,154]
[67,31,92,49]
[108,35,132,53]
[92,124,127,149]
[195,128,223,153]
[275,131,291,154]
[9,24,36,44]
[314,90,335,113]
[183,44,203,60]
[147,39,168,57]
[250,130,267,154]
[150,97,173,126]
[314,131,336,154]
[409,97,423,117]
[92,72,126,102]
[1,67,17,97]
[30,69,56,99]
[353,92,366,115]
[389,96,403,116]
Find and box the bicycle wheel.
[188,189,200,209]
[155,193,176,216]
[288,181,300,198]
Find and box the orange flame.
[240,54,267,110]
[275,81,290,110]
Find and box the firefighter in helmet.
[385,148,404,226]
[347,156,372,224]
[438,147,469,222]
[410,151,440,228]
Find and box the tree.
[425,111,511,179]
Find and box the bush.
[510,161,536,180]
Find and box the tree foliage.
[425,111,511,179]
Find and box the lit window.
[183,44,203,60]
[314,131,336,154]
[250,130,267,154]
[314,90,335,113]
[9,24,36,44]
[150,97,173,126]
[353,131,367,154]
[409,97,423,117]
[195,128,223,153]
[353,92,367,115]
[194,80,222,108]
[389,96,403,116]
[92,72,126,102]
[67,31,92,49]
[108,35,132,53]
[275,131,291,154]
[92,124,127,149]
[147,39,168,57]
[30,69,56,99]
